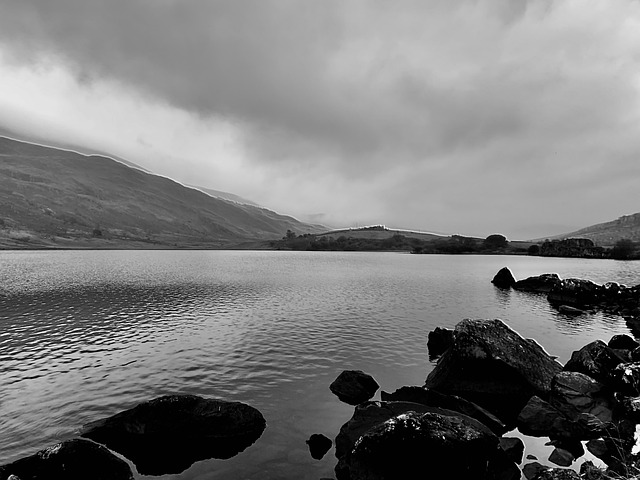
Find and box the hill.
[536,213,640,246]
[0,136,324,249]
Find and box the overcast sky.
[0,0,639,239]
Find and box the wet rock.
[0,438,133,480]
[563,340,625,384]
[524,464,581,480]
[517,396,586,439]
[548,278,602,308]
[608,334,640,351]
[81,394,266,475]
[340,410,498,480]
[499,437,525,464]
[330,370,380,406]
[334,401,496,479]
[514,274,562,294]
[548,447,574,467]
[306,434,332,460]
[522,462,547,479]
[380,386,508,435]
[425,319,562,422]
[549,371,613,425]
[610,362,640,396]
[492,267,516,288]
[427,327,454,359]
[617,395,640,422]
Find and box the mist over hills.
[0,136,324,248]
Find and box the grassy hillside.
[0,137,324,249]
[537,213,640,246]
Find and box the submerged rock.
[330,370,379,406]
[492,267,517,288]
[80,395,266,475]
[0,438,133,480]
[425,319,562,422]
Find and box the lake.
[1,250,639,479]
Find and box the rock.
[425,319,562,422]
[499,437,525,464]
[548,448,574,467]
[632,346,640,362]
[549,371,613,425]
[492,267,516,288]
[0,438,133,480]
[547,278,602,308]
[563,340,625,384]
[380,386,508,435]
[617,395,640,422]
[427,327,454,359]
[330,370,380,406]
[334,401,496,479]
[608,334,640,351]
[514,274,562,294]
[306,434,332,460]
[341,410,498,480]
[610,362,640,396]
[80,394,266,475]
[487,448,522,480]
[524,464,581,480]
[517,396,586,439]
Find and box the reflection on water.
[1,251,639,479]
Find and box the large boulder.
[514,274,562,294]
[425,319,562,422]
[330,370,380,406]
[427,327,454,359]
[306,434,332,460]
[381,386,507,435]
[549,371,613,424]
[516,396,587,440]
[492,267,517,288]
[563,340,625,384]
[547,278,603,307]
[334,401,498,480]
[339,409,499,480]
[0,438,133,480]
[80,395,266,475]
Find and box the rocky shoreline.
[3,267,640,480]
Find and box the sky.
[0,0,639,240]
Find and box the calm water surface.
[1,251,640,479]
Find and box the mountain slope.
[0,136,324,248]
[539,213,640,246]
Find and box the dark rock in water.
[517,396,586,439]
[608,334,640,351]
[549,371,613,425]
[548,447,574,467]
[564,340,625,384]
[499,437,525,464]
[492,267,516,288]
[557,305,585,315]
[0,438,133,480]
[306,434,332,460]
[330,370,379,406]
[547,278,601,307]
[80,394,266,475]
[334,401,496,479]
[427,327,454,359]
[425,319,562,423]
[342,410,498,480]
[514,273,561,294]
[522,462,547,480]
[381,385,507,435]
[610,362,640,396]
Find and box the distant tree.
[483,234,508,250]
[528,244,540,256]
[284,229,296,240]
[611,239,635,260]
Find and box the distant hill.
[0,136,325,249]
[187,185,260,207]
[534,213,640,246]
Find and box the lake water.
[1,250,640,479]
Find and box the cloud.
[0,0,639,237]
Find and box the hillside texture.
[556,213,640,246]
[0,137,323,249]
